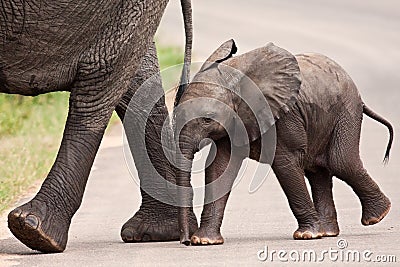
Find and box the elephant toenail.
[133,235,142,241]
[121,228,134,241]
[200,238,209,245]
[25,215,39,229]
[12,208,22,217]
[191,236,200,244]
[9,208,21,220]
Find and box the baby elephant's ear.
[229,43,302,146]
[200,39,238,71]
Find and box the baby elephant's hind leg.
[334,163,391,226]
[329,115,391,226]
[306,169,339,237]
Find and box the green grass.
[0,93,69,213]
[157,45,184,70]
[0,44,183,213]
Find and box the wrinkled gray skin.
[1,0,197,253]
[174,40,393,245]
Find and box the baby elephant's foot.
[121,205,197,242]
[361,195,391,226]
[320,220,340,237]
[191,227,224,245]
[8,199,70,253]
[293,224,323,240]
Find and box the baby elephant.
[174,39,393,245]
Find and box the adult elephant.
[1,0,196,253]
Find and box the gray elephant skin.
[0,0,198,253]
[174,40,393,245]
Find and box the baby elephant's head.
[174,39,301,151]
[174,40,240,151]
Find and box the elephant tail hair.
[362,103,394,164]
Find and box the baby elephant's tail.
[363,103,394,163]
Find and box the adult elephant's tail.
[176,0,193,107]
[363,103,394,163]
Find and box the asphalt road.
[1,0,399,266]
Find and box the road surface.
[1,0,399,266]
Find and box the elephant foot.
[320,220,340,237]
[8,199,70,253]
[190,227,224,245]
[293,224,323,240]
[361,195,391,226]
[121,205,198,242]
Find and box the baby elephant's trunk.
[175,141,196,245]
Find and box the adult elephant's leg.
[272,148,322,239]
[116,43,197,242]
[329,114,390,226]
[306,169,339,237]
[8,0,169,252]
[191,138,245,245]
[7,70,128,253]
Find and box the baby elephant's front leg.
[191,138,245,245]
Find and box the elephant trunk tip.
[179,206,192,246]
[181,238,191,246]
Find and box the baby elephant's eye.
[202,117,213,124]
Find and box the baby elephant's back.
[295,53,363,114]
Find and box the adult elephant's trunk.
[175,134,197,245]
